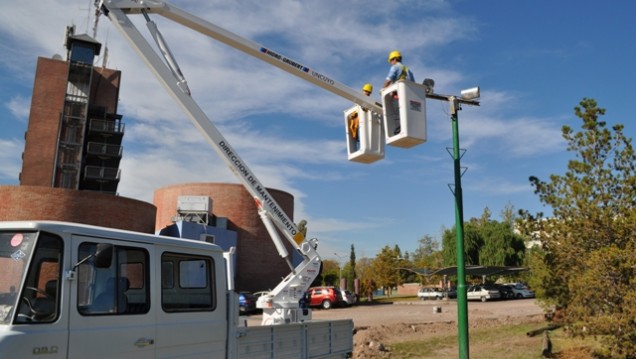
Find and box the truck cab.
[0,221,352,359]
[0,221,229,358]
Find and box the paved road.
[244,298,543,327]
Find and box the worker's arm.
[383,64,399,89]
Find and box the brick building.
[0,185,155,233]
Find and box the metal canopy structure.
[405,266,528,277]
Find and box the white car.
[340,289,357,306]
[417,287,446,300]
[466,285,501,302]
[504,283,535,299]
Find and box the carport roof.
[405,265,527,277]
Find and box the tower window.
[70,43,95,65]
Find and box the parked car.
[238,291,257,313]
[494,284,515,299]
[340,289,357,306]
[306,286,343,309]
[417,287,446,300]
[466,285,501,302]
[445,287,458,299]
[505,283,536,299]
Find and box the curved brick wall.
[153,183,295,292]
[0,185,156,233]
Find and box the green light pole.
[451,95,469,358]
[428,87,480,359]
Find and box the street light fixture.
[460,86,480,100]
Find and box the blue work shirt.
[386,62,414,83]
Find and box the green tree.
[345,244,357,292]
[320,259,339,286]
[355,257,376,301]
[478,219,526,267]
[413,234,438,260]
[412,234,443,284]
[500,202,516,226]
[370,246,402,296]
[519,98,636,358]
[442,222,483,266]
[442,207,526,267]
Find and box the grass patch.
[389,322,599,359]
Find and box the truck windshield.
[0,231,39,325]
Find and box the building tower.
[1,25,156,233]
[20,25,124,194]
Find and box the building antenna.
[102,42,109,68]
[80,0,92,34]
[92,0,101,38]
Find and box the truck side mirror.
[94,243,114,268]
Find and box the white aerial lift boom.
[100,0,383,114]
[96,0,432,324]
[97,0,402,325]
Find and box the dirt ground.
[246,298,545,358]
[319,298,544,358]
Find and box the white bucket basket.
[344,105,385,164]
[381,80,427,148]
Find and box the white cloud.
[0,139,23,182]
[425,90,565,158]
[461,114,564,157]
[467,176,533,196]
[5,96,30,121]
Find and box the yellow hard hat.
[388,50,402,63]
[362,83,373,93]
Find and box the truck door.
[155,248,228,358]
[3,230,67,358]
[68,236,155,359]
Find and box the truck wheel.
[322,300,332,309]
[516,293,523,299]
[481,296,487,302]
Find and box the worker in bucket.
[382,50,414,88]
[382,50,414,135]
[348,111,359,150]
[362,83,373,96]
[349,83,373,150]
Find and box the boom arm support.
[99,0,331,324]
[101,2,304,248]
[102,0,383,114]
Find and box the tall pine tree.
[520,98,636,358]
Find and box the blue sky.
[1,1,635,261]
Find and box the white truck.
[0,221,353,358]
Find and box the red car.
[306,287,342,309]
